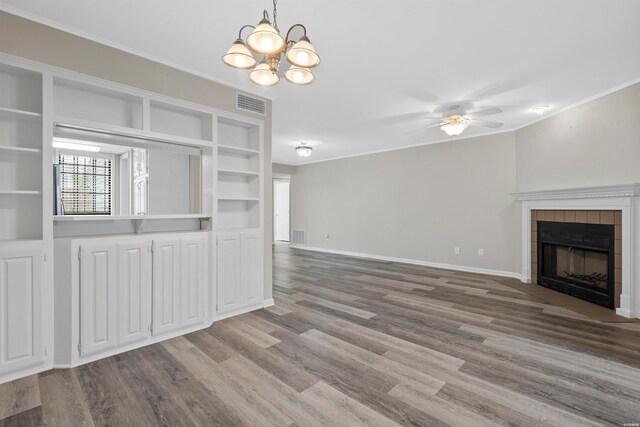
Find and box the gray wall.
[291,132,521,274]
[0,11,274,298]
[273,163,296,176]
[291,82,640,276]
[516,82,640,191]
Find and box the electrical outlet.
[325,234,330,240]
[454,247,460,255]
[478,248,485,256]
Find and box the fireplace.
[538,221,615,308]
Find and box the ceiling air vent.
[236,92,266,116]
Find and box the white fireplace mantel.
[514,184,640,319]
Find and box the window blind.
[58,153,112,215]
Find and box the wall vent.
[291,229,306,246]
[236,92,266,116]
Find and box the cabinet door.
[180,237,206,327]
[80,244,117,356]
[152,239,180,336]
[0,248,43,374]
[117,241,151,345]
[217,233,241,315]
[241,232,262,307]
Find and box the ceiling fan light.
[441,122,469,136]
[222,39,257,69]
[286,37,320,68]
[247,19,285,55]
[249,61,280,86]
[284,66,314,85]
[295,142,313,157]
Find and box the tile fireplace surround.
[514,184,640,319]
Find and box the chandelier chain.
[272,0,279,32]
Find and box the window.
[58,153,112,215]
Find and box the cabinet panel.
[180,237,205,327]
[80,244,117,356]
[217,233,241,315]
[241,232,262,306]
[0,248,42,373]
[152,239,180,335]
[117,242,151,345]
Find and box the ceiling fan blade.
[466,107,502,118]
[470,119,503,129]
[423,116,442,121]
[406,122,444,134]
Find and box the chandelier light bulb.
[247,19,285,55]
[222,39,257,69]
[250,61,280,86]
[285,65,314,85]
[286,37,320,68]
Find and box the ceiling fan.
[422,105,504,136]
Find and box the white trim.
[276,76,640,166]
[215,303,265,322]
[0,4,273,101]
[289,244,523,281]
[262,298,275,308]
[517,185,640,319]
[514,184,640,201]
[280,129,516,166]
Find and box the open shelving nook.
[0,62,45,242]
[217,117,262,231]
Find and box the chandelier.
[222,0,320,86]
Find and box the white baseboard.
[289,245,524,281]
[262,298,275,308]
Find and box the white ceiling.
[2,0,640,165]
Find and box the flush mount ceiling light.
[531,105,550,114]
[222,0,320,87]
[295,142,313,157]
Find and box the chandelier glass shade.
[222,0,320,87]
[285,66,314,85]
[222,39,257,69]
[295,142,313,157]
[246,19,285,55]
[250,61,280,86]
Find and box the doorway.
[273,179,290,242]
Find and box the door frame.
[272,175,291,244]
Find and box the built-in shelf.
[218,197,259,202]
[217,144,259,156]
[0,190,41,195]
[218,168,260,177]
[53,213,212,222]
[0,145,41,154]
[0,106,42,118]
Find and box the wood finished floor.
[2,244,640,426]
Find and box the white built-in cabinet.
[152,238,181,336]
[0,245,43,374]
[55,232,208,364]
[0,53,266,382]
[117,241,152,346]
[217,230,263,316]
[152,235,207,336]
[80,243,117,356]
